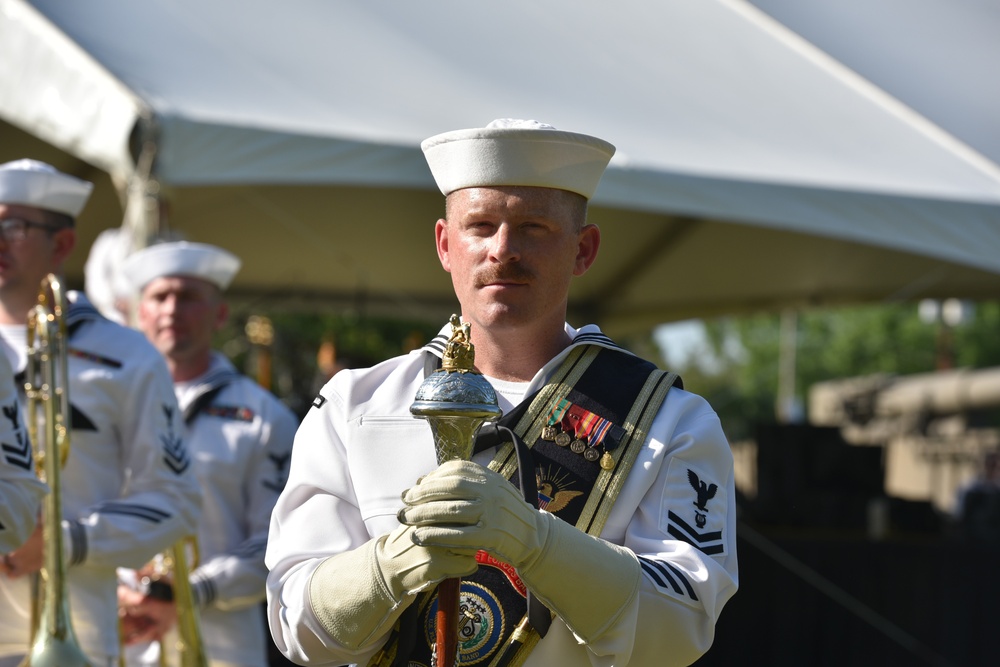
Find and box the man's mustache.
[474,265,534,287]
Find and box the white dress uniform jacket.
[266,323,739,667]
[0,292,201,665]
[0,351,46,553]
[127,353,298,667]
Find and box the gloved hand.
[308,523,477,650]
[375,522,478,599]
[399,459,547,567]
[399,460,641,641]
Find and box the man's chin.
[468,305,534,331]
[154,336,184,356]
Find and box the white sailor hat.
[0,159,94,217]
[421,119,615,200]
[121,241,242,291]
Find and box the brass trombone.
[119,523,207,666]
[119,537,208,667]
[159,536,208,667]
[20,273,92,667]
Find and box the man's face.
[137,275,226,364]
[435,186,600,334]
[0,204,74,300]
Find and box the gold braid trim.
[577,370,678,534]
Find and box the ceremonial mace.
[411,315,501,667]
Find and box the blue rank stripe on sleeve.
[190,572,218,607]
[638,556,699,601]
[68,520,88,565]
[95,501,172,523]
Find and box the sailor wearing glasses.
[0,159,200,667]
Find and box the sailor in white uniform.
[0,350,46,554]
[0,159,201,667]
[265,120,738,667]
[119,241,299,667]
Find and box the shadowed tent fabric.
[1,0,999,336]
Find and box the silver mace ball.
[410,315,501,464]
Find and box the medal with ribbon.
[541,398,625,470]
[541,398,572,444]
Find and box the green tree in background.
[215,309,441,418]
[668,301,1000,443]
[204,299,1000,435]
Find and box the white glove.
[308,523,477,650]
[400,460,545,566]
[400,460,641,641]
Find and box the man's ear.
[50,227,77,269]
[214,299,229,332]
[573,224,601,277]
[435,219,452,273]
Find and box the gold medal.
[600,451,615,470]
[583,448,600,462]
[541,425,558,440]
[570,439,586,454]
[555,432,572,447]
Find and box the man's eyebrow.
[459,206,558,220]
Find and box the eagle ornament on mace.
[410,315,502,667]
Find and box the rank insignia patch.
[663,459,727,556]
[1,401,30,470]
[160,404,190,475]
[262,451,291,493]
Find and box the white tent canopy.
[2,0,999,336]
[749,0,1000,167]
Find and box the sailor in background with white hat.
[119,241,298,667]
[0,159,200,667]
[266,120,738,667]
